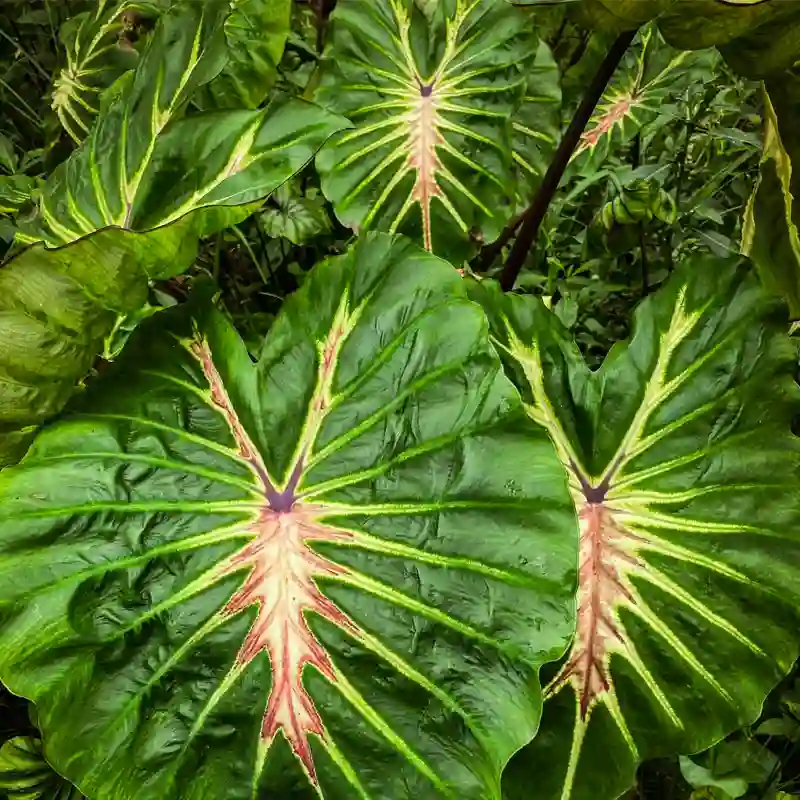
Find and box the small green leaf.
[680,756,748,799]
[0,133,18,173]
[259,183,332,245]
[197,0,292,109]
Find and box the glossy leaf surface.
[471,259,800,800]
[0,738,83,800]
[572,27,713,170]
[314,0,539,260]
[0,0,348,465]
[0,234,577,800]
[197,0,292,109]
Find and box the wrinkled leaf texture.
[0,233,578,800]
[470,257,800,800]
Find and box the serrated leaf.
[0,737,84,800]
[52,1,166,144]
[314,0,540,260]
[196,0,292,109]
[0,233,578,800]
[470,258,800,800]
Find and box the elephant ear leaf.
[470,258,800,800]
[572,26,714,170]
[0,233,577,800]
[0,737,84,800]
[314,0,540,260]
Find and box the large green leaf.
[742,83,800,319]
[470,259,800,800]
[196,0,293,109]
[0,738,84,800]
[0,233,578,800]
[51,1,166,144]
[314,0,540,260]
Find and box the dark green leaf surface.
[314,0,540,260]
[471,259,800,800]
[0,738,83,800]
[0,233,577,800]
[742,84,800,319]
[197,0,292,109]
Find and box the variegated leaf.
[470,259,800,800]
[27,0,347,247]
[2,0,348,464]
[742,72,800,318]
[572,27,715,170]
[52,0,166,144]
[0,233,577,800]
[314,0,540,260]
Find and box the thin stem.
[0,28,50,81]
[0,76,42,126]
[500,28,638,291]
[231,224,269,286]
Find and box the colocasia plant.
[0,1,799,800]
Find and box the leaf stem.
[499,28,638,291]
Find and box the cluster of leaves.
[0,2,799,800]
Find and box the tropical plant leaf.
[571,27,715,170]
[0,1,348,467]
[196,0,292,109]
[27,0,348,247]
[512,40,561,209]
[470,258,800,800]
[52,1,166,144]
[0,233,578,800]
[314,0,539,260]
[742,84,800,319]
[0,737,84,800]
[259,182,332,245]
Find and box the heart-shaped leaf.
[314,0,541,260]
[471,257,800,800]
[0,233,577,800]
